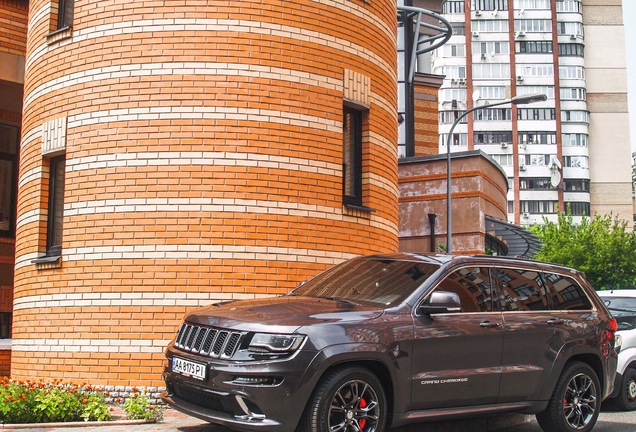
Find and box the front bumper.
[161,347,321,432]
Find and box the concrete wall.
[583,0,633,226]
[398,151,509,254]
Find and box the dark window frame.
[0,124,18,238]
[343,105,364,208]
[57,0,74,30]
[46,156,66,257]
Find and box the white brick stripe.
[14,291,269,311]
[66,107,341,134]
[16,208,44,229]
[23,62,342,110]
[63,198,342,217]
[20,124,42,150]
[66,152,340,175]
[28,3,50,32]
[12,338,172,354]
[18,167,43,189]
[19,152,341,189]
[25,19,396,86]
[15,247,356,270]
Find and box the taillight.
[601,318,618,358]
[609,318,618,333]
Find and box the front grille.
[175,323,244,359]
[173,382,233,414]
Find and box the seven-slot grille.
[175,323,244,359]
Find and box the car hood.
[183,296,385,333]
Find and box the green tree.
[529,211,636,290]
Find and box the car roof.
[363,253,584,276]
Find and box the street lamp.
[445,93,547,254]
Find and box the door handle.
[547,319,565,326]
[479,321,501,328]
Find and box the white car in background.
[598,289,636,410]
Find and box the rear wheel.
[298,366,387,432]
[614,367,636,411]
[536,361,600,432]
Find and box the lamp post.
[445,93,548,254]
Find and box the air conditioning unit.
[570,34,577,40]
[475,10,482,16]
[519,164,526,171]
[520,143,527,150]
[517,31,526,38]
[472,31,480,38]
[481,53,487,60]
[451,78,457,84]
[522,212,530,218]
[500,142,508,148]
[517,75,524,82]
[458,78,466,85]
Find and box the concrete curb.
[0,419,153,429]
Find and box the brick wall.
[0,0,27,56]
[413,74,443,156]
[14,0,400,386]
[0,349,10,376]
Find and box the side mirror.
[419,291,462,314]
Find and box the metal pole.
[444,95,546,254]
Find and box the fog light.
[232,376,281,386]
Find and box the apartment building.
[434,0,632,226]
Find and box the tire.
[614,367,636,411]
[298,366,387,432]
[536,361,601,432]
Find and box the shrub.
[122,389,165,422]
[0,378,165,424]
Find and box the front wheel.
[536,361,600,432]
[614,367,636,411]
[298,366,387,432]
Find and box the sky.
[624,1,636,153]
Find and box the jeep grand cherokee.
[161,253,618,432]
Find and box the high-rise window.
[518,41,553,54]
[558,43,584,57]
[0,124,18,238]
[472,0,508,11]
[474,131,513,143]
[57,0,74,29]
[343,107,363,207]
[46,156,66,256]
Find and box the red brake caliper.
[359,398,367,429]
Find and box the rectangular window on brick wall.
[57,0,74,29]
[0,124,18,238]
[343,107,363,207]
[46,156,66,257]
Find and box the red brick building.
[10,0,400,387]
[0,0,27,377]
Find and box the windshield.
[599,296,636,331]
[291,257,440,307]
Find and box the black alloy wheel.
[536,361,600,432]
[299,366,387,432]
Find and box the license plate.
[172,356,207,380]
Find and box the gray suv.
[161,253,618,432]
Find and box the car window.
[432,267,494,313]
[598,296,636,331]
[542,272,593,311]
[495,267,548,311]
[291,257,440,307]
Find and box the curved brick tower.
[14,0,399,386]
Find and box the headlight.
[248,333,305,353]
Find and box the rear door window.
[541,272,593,310]
[494,267,548,311]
